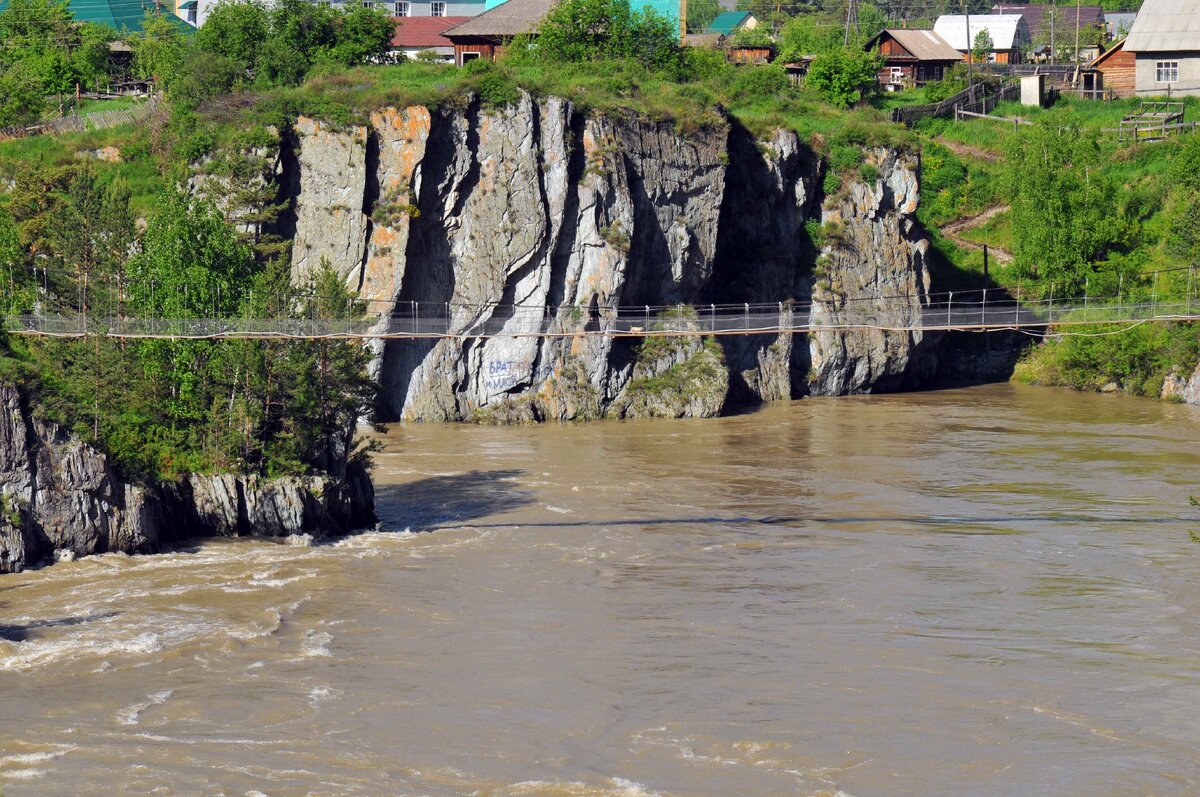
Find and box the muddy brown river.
[2,384,1200,796]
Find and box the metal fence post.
[947,291,953,327]
[744,303,750,331]
[981,287,987,327]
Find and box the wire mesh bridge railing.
[5,288,1200,341]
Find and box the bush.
[805,46,883,109]
[535,0,682,71]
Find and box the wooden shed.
[1087,38,1135,97]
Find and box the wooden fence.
[0,103,153,142]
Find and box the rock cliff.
[0,383,375,574]
[221,92,941,421]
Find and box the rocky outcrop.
[210,95,941,422]
[0,383,374,574]
[808,149,939,395]
[1162,362,1200,405]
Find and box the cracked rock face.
[236,98,941,421]
[807,148,940,396]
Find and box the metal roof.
[443,0,556,38]
[1125,0,1200,53]
[0,0,192,33]
[706,11,751,35]
[872,28,963,62]
[933,14,1029,50]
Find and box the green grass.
[218,59,912,154]
[0,124,169,215]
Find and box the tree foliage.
[3,165,378,483]
[804,45,882,108]
[0,0,116,124]
[535,0,683,70]
[1003,124,1130,293]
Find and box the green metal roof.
[0,0,193,34]
[705,10,750,36]
[178,1,196,9]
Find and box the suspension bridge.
[4,286,1200,341]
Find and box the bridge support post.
[1084,278,1089,322]
[1015,283,1021,325]
[744,303,750,331]
[1189,266,1195,317]
[711,304,716,333]
[947,291,953,328]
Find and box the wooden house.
[865,29,964,89]
[1124,0,1200,97]
[1086,38,1135,97]
[933,14,1030,64]
[443,0,555,65]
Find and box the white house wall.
[1135,53,1200,96]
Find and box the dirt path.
[935,136,1003,162]
[940,204,1014,264]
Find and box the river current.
[2,384,1199,796]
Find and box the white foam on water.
[502,778,662,796]
[0,630,162,672]
[116,689,174,726]
[308,685,340,707]
[301,630,333,658]
[134,733,279,746]
[545,505,574,514]
[0,768,48,780]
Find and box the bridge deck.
[5,296,1199,340]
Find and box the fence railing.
[0,102,154,142]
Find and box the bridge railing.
[5,291,1198,339]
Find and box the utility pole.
[1072,0,1082,78]
[844,0,858,46]
[964,0,974,89]
[1050,8,1056,66]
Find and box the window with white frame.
[1157,61,1179,83]
[430,1,445,15]
[394,0,408,14]
[362,0,374,7]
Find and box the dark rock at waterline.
[0,382,375,574]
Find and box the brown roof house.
[390,16,472,63]
[443,0,556,65]
[865,28,964,89]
